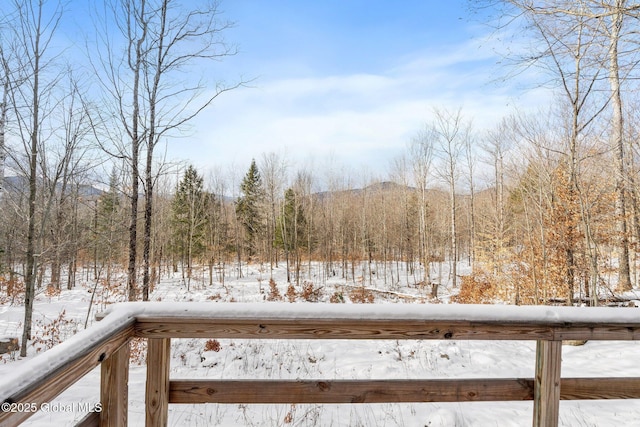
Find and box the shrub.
[0,276,25,305]
[452,273,495,304]
[204,339,222,352]
[267,278,282,301]
[32,310,78,353]
[301,281,322,302]
[349,287,374,304]
[285,283,297,302]
[330,291,345,303]
[45,284,60,300]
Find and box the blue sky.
[155,1,550,181]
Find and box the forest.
[2,0,640,360]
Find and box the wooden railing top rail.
[121,302,640,341]
[0,313,135,406]
[100,301,640,325]
[1,302,640,427]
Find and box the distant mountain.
[314,180,449,201]
[363,181,410,193]
[2,176,103,198]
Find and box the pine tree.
[171,165,208,288]
[95,168,124,283]
[235,159,265,258]
[98,169,122,228]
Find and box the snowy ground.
[1,262,640,426]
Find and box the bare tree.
[0,50,11,199]
[409,126,435,290]
[601,0,635,291]
[433,107,467,289]
[527,9,603,304]
[89,0,148,301]
[205,167,230,285]
[260,151,288,274]
[6,0,64,357]
[44,74,93,290]
[488,0,640,294]
[140,0,243,300]
[91,0,243,300]
[463,123,477,273]
[482,117,513,270]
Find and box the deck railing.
[1,302,640,427]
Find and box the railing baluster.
[146,338,171,427]
[533,340,562,427]
[100,340,130,427]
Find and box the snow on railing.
[2,302,640,427]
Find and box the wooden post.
[100,340,130,427]
[146,338,171,427]
[533,340,562,427]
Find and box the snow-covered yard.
[2,263,640,426]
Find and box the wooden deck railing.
[2,302,640,427]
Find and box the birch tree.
[433,107,467,289]
[409,127,435,288]
[463,124,477,272]
[260,152,288,273]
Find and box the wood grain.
[100,340,130,427]
[169,379,535,404]
[134,318,640,341]
[167,377,640,404]
[560,377,640,399]
[145,338,171,427]
[533,340,562,427]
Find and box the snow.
[1,262,640,426]
[0,312,135,404]
[102,300,640,324]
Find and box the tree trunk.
[127,0,147,302]
[450,179,457,288]
[609,3,632,291]
[0,76,7,199]
[21,36,40,359]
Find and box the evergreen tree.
[98,169,122,228]
[95,168,124,282]
[235,159,265,258]
[171,165,208,287]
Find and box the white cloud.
[169,36,553,178]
